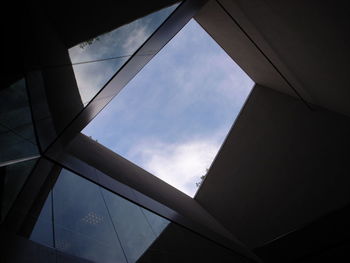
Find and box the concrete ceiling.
[195,0,350,248]
[195,85,350,248]
[39,0,180,48]
[2,0,178,90]
[195,0,350,117]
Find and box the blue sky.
[82,19,254,197]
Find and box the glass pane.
[30,191,54,247]
[68,4,179,106]
[28,168,171,262]
[101,188,169,263]
[83,19,254,197]
[0,158,38,222]
[141,208,170,237]
[53,169,127,263]
[0,79,38,163]
[71,58,129,106]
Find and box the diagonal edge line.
[215,0,313,110]
[40,0,197,156]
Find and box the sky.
[82,18,254,197]
[68,4,178,105]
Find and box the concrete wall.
[196,85,350,248]
[139,223,254,263]
[196,0,350,117]
[2,232,92,263]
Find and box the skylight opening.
[82,19,254,197]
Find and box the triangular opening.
[83,19,254,197]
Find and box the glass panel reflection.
[68,4,179,105]
[30,169,169,263]
[141,208,170,238]
[53,169,127,263]
[101,188,168,262]
[0,79,38,163]
[30,191,54,247]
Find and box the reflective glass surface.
[0,158,38,222]
[30,191,54,247]
[53,169,127,263]
[68,4,179,105]
[101,188,164,262]
[30,169,169,263]
[83,19,254,197]
[0,79,38,163]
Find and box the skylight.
[68,4,179,105]
[82,19,254,197]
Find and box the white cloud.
[127,137,222,197]
[71,63,115,105]
[122,23,149,55]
